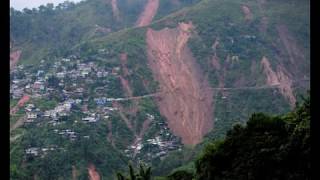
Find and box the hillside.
[117,94,310,180]
[10,0,309,179]
[10,0,199,66]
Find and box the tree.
[195,94,310,180]
[116,163,152,180]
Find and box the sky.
[10,0,83,11]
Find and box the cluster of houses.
[11,54,182,162]
[124,114,182,161]
[25,146,65,157]
[10,55,122,101]
[54,129,77,141]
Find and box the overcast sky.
[10,0,83,10]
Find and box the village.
[10,54,182,162]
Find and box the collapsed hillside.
[10,50,21,69]
[136,0,160,27]
[146,22,214,145]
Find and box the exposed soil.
[139,119,151,137]
[211,38,220,52]
[10,50,22,70]
[136,0,159,27]
[146,22,214,145]
[276,65,296,107]
[120,53,129,77]
[88,164,100,180]
[260,56,296,107]
[111,0,120,21]
[107,120,115,147]
[133,119,151,157]
[241,5,253,21]
[261,57,280,85]
[211,56,221,70]
[11,95,30,115]
[120,76,133,97]
[18,95,30,107]
[118,52,141,116]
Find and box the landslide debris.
[10,50,22,70]
[261,56,296,107]
[136,0,159,27]
[146,22,214,145]
[88,164,100,180]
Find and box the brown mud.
[136,0,159,27]
[146,22,214,145]
[10,50,22,70]
[88,164,100,180]
[261,56,296,107]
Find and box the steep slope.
[146,22,213,145]
[10,50,22,70]
[136,0,160,27]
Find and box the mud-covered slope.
[146,22,213,145]
[136,0,160,27]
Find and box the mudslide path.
[136,0,159,27]
[88,164,100,180]
[146,22,214,145]
[261,56,296,107]
[111,0,120,20]
[10,50,22,70]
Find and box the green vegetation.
[10,0,309,179]
[117,94,310,180]
[32,98,58,111]
[117,164,152,180]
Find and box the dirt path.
[112,101,134,131]
[146,22,214,145]
[132,119,151,157]
[88,164,100,180]
[136,0,159,27]
[107,120,115,147]
[120,53,129,77]
[120,76,133,97]
[10,50,22,70]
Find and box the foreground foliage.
[195,94,310,180]
[119,94,310,180]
